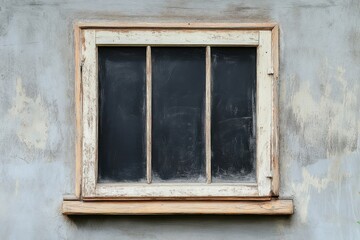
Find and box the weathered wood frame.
[64,22,290,215]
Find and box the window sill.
[62,199,293,215]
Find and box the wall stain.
[348,26,360,59]
[0,6,12,37]
[9,77,49,151]
[292,156,347,223]
[282,58,360,224]
[283,61,358,166]
[223,3,271,22]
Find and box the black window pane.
[211,47,256,182]
[98,47,146,182]
[152,47,206,182]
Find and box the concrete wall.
[0,0,359,239]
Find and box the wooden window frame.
[62,22,293,215]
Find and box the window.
[63,23,293,215]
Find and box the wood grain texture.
[91,183,259,198]
[205,46,211,184]
[95,30,259,46]
[77,22,277,30]
[271,25,280,196]
[146,46,152,184]
[80,196,271,201]
[81,29,98,197]
[62,199,293,215]
[256,31,273,196]
[74,24,82,199]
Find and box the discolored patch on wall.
[283,61,359,166]
[291,156,348,223]
[0,6,13,37]
[222,3,271,22]
[9,77,49,151]
[348,26,360,59]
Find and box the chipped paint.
[0,0,359,239]
[9,77,49,150]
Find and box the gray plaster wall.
[0,0,359,239]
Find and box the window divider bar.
[205,46,211,184]
[146,46,152,184]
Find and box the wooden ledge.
[62,199,293,215]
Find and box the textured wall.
[0,0,359,239]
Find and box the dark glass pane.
[211,47,256,182]
[152,47,206,182]
[98,47,146,182]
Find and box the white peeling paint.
[9,77,49,150]
[0,1,359,239]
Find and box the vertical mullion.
[205,46,211,184]
[146,46,152,184]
